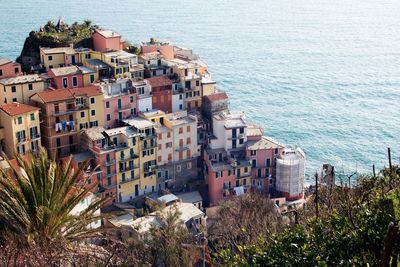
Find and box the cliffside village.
[0,27,305,239]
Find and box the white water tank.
[276,146,305,200]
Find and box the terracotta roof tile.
[34,89,75,103]
[205,92,228,102]
[0,102,39,116]
[70,85,103,97]
[146,76,172,88]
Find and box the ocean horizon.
[1,0,399,182]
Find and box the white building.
[133,80,153,112]
[209,111,247,152]
[70,192,101,229]
[275,146,305,200]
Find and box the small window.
[11,86,16,93]
[30,113,35,121]
[90,97,95,104]
[90,74,95,83]
[80,111,85,118]
[106,114,111,121]
[0,70,2,76]
[28,84,33,91]
[12,98,17,102]
[176,165,181,173]
[106,101,110,108]
[130,96,134,103]
[91,110,96,116]
[62,78,68,88]
[72,76,78,87]
[48,55,53,61]
[17,117,22,124]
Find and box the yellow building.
[123,117,157,194]
[0,103,41,158]
[104,127,141,202]
[40,46,78,70]
[0,74,46,105]
[72,86,105,130]
[102,50,139,79]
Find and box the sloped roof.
[146,76,172,87]
[0,102,39,116]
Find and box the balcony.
[175,145,189,152]
[30,133,41,140]
[141,143,157,150]
[116,104,132,112]
[119,164,138,172]
[52,108,76,116]
[16,137,27,144]
[119,154,139,162]
[105,159,116,166]
[54,122,76,134]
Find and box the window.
[72,76,78,87]
[30,113,35,121]
[11,86,16,93]
[187,126,191,132]
[251,150,256,156]
[252,159,256,168]
[91,110,96,116]
[179,94,183,100]
[12,98,17,102]
[130,96,134,102]
[90,97,95,104]
[17,117,22,124]
[48,55,53,61]
[239,138,244,144]
[179,127,183,134]
[28,84,33,90]
[187,162,192,169]
[56,138,61,146]
[90,74,95,83]
[80,111,85,118]
[186,137,191,144]
[14,67,19,74]
[274,148,279,155]
[266,158,271,167]
[0,70,2,76]
[106,101,110,108]
[240,127,244,134]
[179,104,183,110]
[118,99,122,109]
[157,156,161,162]
[62,78,68,88]
[176,165,181,173]
[196,80,200,87]
[106,114,111,121]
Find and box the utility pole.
[388,147,392,169]
[315,172,318,219]
[373,164,376,177]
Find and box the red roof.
[205,92,228,102]
[34,89,75,103]
[70,85,103,97]
[0,103,39,116]
[146,76,172,88]
[33,86,102,103]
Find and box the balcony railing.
[52,109,76,116]
[105,159,116,166]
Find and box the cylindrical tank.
[276,146,305,200]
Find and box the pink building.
[79,127,119,205]
[48,66,84,89]
[100,79,138,129]
[141,40,174,60]
[246,124,284,192]
[0,58,22,79]
[93,30,124,52]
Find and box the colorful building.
[93,29,124,53]
[30,86,104,157]
[246,124,284,192]
[48,65,98,89]
[0,103,41,158]
[40,46,78,70]
[123,117,157,195]
[0,58,22,79]
[0,74,46,105]
[147,76,173,113]
[98,78,138,129]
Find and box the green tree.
[0,149,104,246]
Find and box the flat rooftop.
[247,136,284,151]
[104,126,137,138]
[123,117,155,129]
[84,126,106,141]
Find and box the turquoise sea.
[1,0,399,181]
